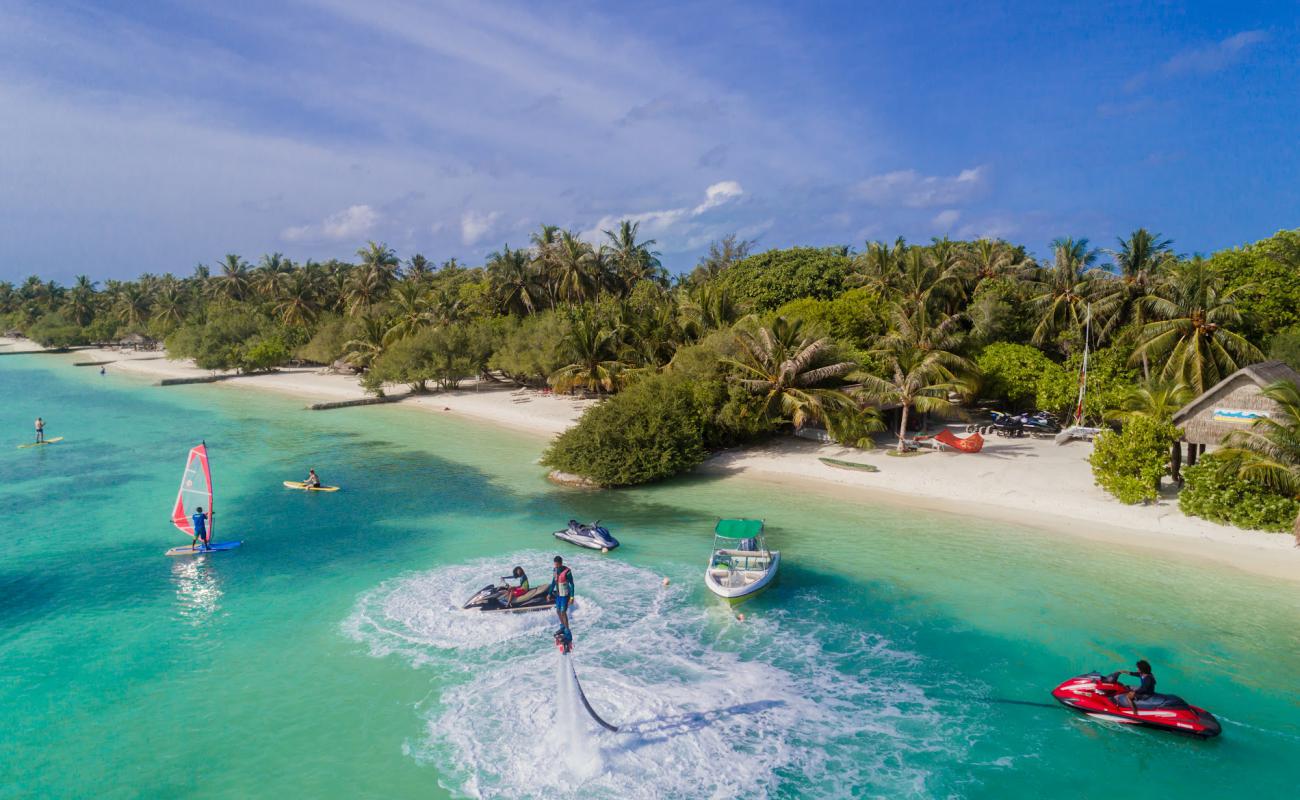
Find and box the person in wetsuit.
[191,506,212,550]
[502,566,529,607]
[1120,660,1156,707]
[548,556,574,637]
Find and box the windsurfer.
[34,417,44,443]
[191,506,212,550]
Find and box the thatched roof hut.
[118,332,157,350]
[1172,361,1300,447]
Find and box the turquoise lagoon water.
[1,354,1298,799]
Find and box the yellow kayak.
[18,437,64,449]
[283,481,339,492]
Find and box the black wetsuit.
[1134,672,1156,699]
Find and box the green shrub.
[774,287,888,347]
[298,314,348,364]
[1036,346,1137,421]
[26,312,86,349]
[542,372,711,486]
[1268,326,1300,372]
[1089,416,1181,504]
[239,335,289,373]
[977,342,1062,408]
[490,311,570,385]
[1179,452,1300,532]
[716,247,854,311]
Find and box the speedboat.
[705,518,779,604]
[462,581,557,613]
[553,519,619,551]
[1052,672,1221,738]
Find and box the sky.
[0,0,1296,282]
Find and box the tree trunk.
[1170,440,1182,483]
[1187,441,1198,467]
[1141,351,1150,382]
[1293,506,1300,549]
[896,404,910,453]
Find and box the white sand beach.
[8,337,1298,581]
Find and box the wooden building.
[1171,360,1300,474]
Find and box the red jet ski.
[1052,672,1221,738]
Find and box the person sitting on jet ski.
[1119,660,1156,707]
[501,566,529,607]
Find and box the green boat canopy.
[714,519,764,538]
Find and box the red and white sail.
[172,443,213,538]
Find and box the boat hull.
[705,550,780,604]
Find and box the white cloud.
[281,204,379,242]
[932,209,961,229]
[693,180,745,214]
[1125,30,1268,91]
[854,167,986,208]
[581,181,746,248]
[460,210,501,245]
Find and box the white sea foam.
[344,553,969,798]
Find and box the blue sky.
[0,0,1296,282]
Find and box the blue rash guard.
[192,512,208,544]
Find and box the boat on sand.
[705,519,779,603]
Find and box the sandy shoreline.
[6,337,1298,582]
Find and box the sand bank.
[6,337,1296,581]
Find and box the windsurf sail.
[172,442,213,539]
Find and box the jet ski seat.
[1115,692,1190,710]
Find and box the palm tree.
[1105,379,1192,424]
[273,270,321,327]
[549,313,626,393]
[487,245,542,316]
[254,252,294,299]
[216,254,252,302]
[852,237,908,294]
[855,304,972,452]
[961,239,1026,287]
[345,266,389,316]
[1025,237,1112,351]
[1131,257,1264,394]
[680,283,747,337]
[342,314,389,369]
[354,241,399,300]
[552,231,601,303]
[1221,380,1300,544]
[114,284,152,328]
[603,220,663,292]
[404,253,433,282]
[1103,229,1175,371]
[67,276,98,326]
[384,281,433,344]
[151,283,188,327]
[727,317,858,430]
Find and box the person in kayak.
[191,506,212,550]
[1120,660,1156,707]
[34,417,44,443]
[548,556,574,635]
[502,566,529,607]
[304,469,321,488]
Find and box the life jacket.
[555,567,572,596]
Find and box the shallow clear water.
[2,354,1298,799]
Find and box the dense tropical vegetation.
[4,223,1300,525]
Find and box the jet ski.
[462,581,556,613]
[553,519,619,551]
[1052,672,1221,738]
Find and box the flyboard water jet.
[554,628,620,733]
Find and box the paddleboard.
[18,437,64,449]
[165,541,243,557]
[283,481,339,492]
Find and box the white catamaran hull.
[705,550,780,603]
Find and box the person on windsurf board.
[191,506,213,551]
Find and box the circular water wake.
[344,553,970,798]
